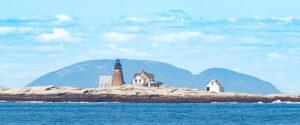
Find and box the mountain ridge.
[27,59,281,94]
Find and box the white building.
[131,69,164,88]
[206,79,224,92]
[99,75,112,88]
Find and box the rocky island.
[0,86,299,103]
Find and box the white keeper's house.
[131,69,164,88]
[206,79,224,92]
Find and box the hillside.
[27,59,193,88]
[27,59,281,94]
[195,68,281,94]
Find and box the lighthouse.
[112,58,125,86]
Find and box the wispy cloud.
[239,37,276,45]
[157,16,175,21]
[0,27,32,35]
[228,18,236,22]
[271,16,300,24]
[56,14,72,22]
[151,32,224,42]
[290,47,300,54]
[151,42,158,48]
[151,32,201,42]
[101,32,137,42]
[121,9,192,26]
[189,46,221,53]
[121,17,152,23]
[53,14,73,25]
[33,45,64,52]
[117,26,142,32]
[0,14,76,27]
[202,34,225,42]
[230,46,261,51]
[108,44,152,56]
[267,52,283,60]
[0,62,28,69]
[37,28,82,42]
[0,14,78,40]
[108,44,133,53]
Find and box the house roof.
[134,69,154,80]
[209,79,224,87]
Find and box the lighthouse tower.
[112,58,125,86]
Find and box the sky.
[0,0,300,94]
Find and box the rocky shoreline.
[0,86,299,103]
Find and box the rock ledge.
[0,86,299,103]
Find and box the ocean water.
[0,102,300,125]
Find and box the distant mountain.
[27,59,281,94]
[27,59,193,89]
[194,68,281,95]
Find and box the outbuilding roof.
[209,79,224,87]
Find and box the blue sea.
[0,102,300,125]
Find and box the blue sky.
[1,0,300,94]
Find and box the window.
[212,82,214,85]
[135,79,137,83]
[139,79,141,82]
[207,87,210,91]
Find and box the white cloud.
[230,46,261,51]
[109,44,117,49]
[0,45,23,50]
[54,14,72,24]
[0,27,32,35]
[290,47,300,52]
[189,46,202,53]
[228,18,236,22]
[108,44,152,57]
[152,42,158,48]
[0,62,28,69]
[121,15,177,23]
[189,46,222,53]
[101,32,137,42]
[202,34,225,42]
[157,16,175,21]
[0,27,16,35]
[151,32,224,42]
[108,44,131,53]
[119,26,142,32]
[33,45,64,52]
[240,37,275,45]
[271,17,300,23]
[267,52,282,60]
[37,28,82,42]
[56,14,72,21]
[121,17,151,23]
[152,32,201,42]
[241,37,261,43]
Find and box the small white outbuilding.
[206,79,224,92]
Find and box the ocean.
[0,102,299,125]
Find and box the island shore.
[0,86,299,103]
